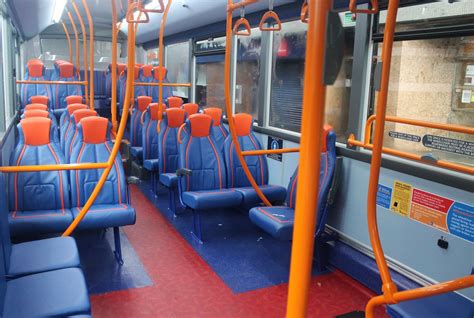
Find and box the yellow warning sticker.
[390,180,413,217]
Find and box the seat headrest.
[117,63,127,75]
[66,95,83,105]
[27,59,41,66]
[135,63,144,68]
[183,103,199,116]
[133,65,140,80]
[167,96,183,108]
[149,103,166,121]
[233,113,253,137]
[24,103,48,112]
[72,109,97,124]
[153,66,167,81]
[56,61,75,78]
[142,65,153,78]
[137,96,152,112]
[67,103,88,115]
[322,124,334,152]
[203,107,223,126]
[30,96,49,105]
[23,109,49,119]
[20,118,51,146]
[79,117,109,144]
[165,108,186,128]
[27,60,44,77]
[187,114,213,138]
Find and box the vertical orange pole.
[158,0,173,108]
[366,0,400,303]
[286,0,330,316]
[66,8,81,80]
[81,0,95,109]
[71,0,89,105]
[61,22,73,63]
[111,0,118,134]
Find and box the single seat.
[249,125,337,240]
[118,65,145,113]
[139,64,154,96]
[59,104,88,150]
[23,103,48,112]
[64,109,97,161]
[8,118,73,235]
[183,103,199,116]
[30,95,49,106]
[21,109,59,137]
[178,114,243,242]
[203,107,228,149]
[105,63,126,106]
[69,116,136,263]
[130,96,153,160]
[66,95,84,105]
[51,61,82,114]
[150,66,172,103]
[20,60,52,109]
[167,96,183,108]
[224,113,286,205]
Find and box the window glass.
[146,48,159,65]
[166,42,190,99]
[268,20,354,141]
[235,27,261,120]
[195,55,226,111]
[372,36,474,167]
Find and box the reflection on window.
[147,48,159,65]
[166,42,190,99]
[374,36,474,167]
[235,28,261,120]
[269,20,354,141]
[195,55,225,111]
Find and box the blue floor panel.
[75,229,153,295]
[137,181,326,293]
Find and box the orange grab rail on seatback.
[70,0,89,105]
[16,80,87,85]
[350,0,379,14]
[241,148,299,156]
[111,0,118,134]
[81,0,95,109]
[177,123,186,144]
[300,0,308,23]
[134,82,192,87]
[61,22,73,63]
[66,8,81,80]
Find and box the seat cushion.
[159,173,178,188]
[72,204,136,230]
[182,189,243,210]
[8,237,80,277]
[3,268,90,317]
[143,159,159,172]
[234,185,287,205]
[9,209,74,236]
[249,206,294,240]
[130,146,143,160]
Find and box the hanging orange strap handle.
[233,6,251,36]
[259,0,281,31]
[300,0,308,23]
[137,0,165,13]
[350,0,379,14]
[127,2,150,23]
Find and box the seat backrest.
[179,114,226,192]
[20,60,52,109]
[159,108,187,174]
[64,109,97,161]
[203,107,229,149]
[130,96,152,147]
[9,118,70,212]
[69,117,127,207]
[183,103,199,116]
[150,66,172,102]
[50,61,82,110]
[142,103,166,161]
[66,95,83,105]
[59,103,88,150]
[106,63,126,100]
[30,95,49,106]
[224,113,268,188]
[167,96,183,108]
[0,172,10,310]
[24,103,48,112]
[118,65,145,112]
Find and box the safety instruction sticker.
[376,182,473,243]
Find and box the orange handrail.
[286,0,330,316]
[0,162,108,173]
[300,0,308,23]
[226,0,272,207]
[177,123,186,144]
[81,0,95,109]
[66,8,81,80]
[61,21,73,63]
[111,0,118,134]
[134,82,192,87]
[242,148,299,156]
[157,0,173,112]
[70,0,89,105]
[16,80,87,85]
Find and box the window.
[165,41,190,99]
[235,27,262,120]
[146,48,159,65]
[268,20,354,141]
[195,55,225,110]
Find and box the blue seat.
[224,113,286,205]
[59,103,88,150]
[21,109,60,141]
[105,63,126,106]
[143,103,166,172]
[249,125,337,240]
[20,60,52,109]
[178,114,243,242]
[130,96,153,159]
[203,107,228,149]
[118,65,146,114]
[139,64,154,95]
[50,60,82,114]
[8,118,73,235]
[69,116,136,263]
[150,66,172,103]
[64,109,97,162]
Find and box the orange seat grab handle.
[350,0,379,14]
[137,0,165,13]
[259,11,282,31]
[177,123,186,144]
[233,17,251,36]
[127,3,150,23]
[140,108,149,125]
[300,0,308,23]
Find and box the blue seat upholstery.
[118,65,146,114]
[150,66,172,103]
[51,61,82,113]
[249,125,337,240]
[224,113,286,205]
[130,96,152,157]
[69,116,136,230]
[143,103,166,172]
[105,63,126,106]
[139,64,154,96]
[8,118,73,235]
[203,107,229,149]
[64,109,97,162]
[20,60,52,109]
[59,103,88,150]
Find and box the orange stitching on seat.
[208,136,223,189]
[162,127,169,173]
[14,145,26,212]
[256,207,291,224]
[75,143,86,207]
[249,134,264,185]
[105,142,123,204]
[48,144,65,211]
[185,136,193,191]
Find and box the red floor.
[90,186,388,317]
